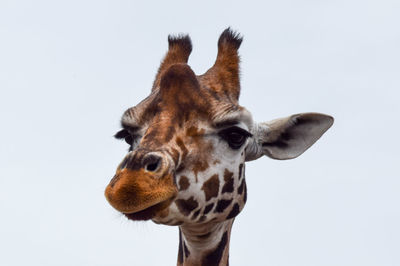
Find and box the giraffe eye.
[114,129,140,150]
[218,126,252,149]
[124,135,133,145]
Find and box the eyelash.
[218,126,252,149]
[114,129,139,149]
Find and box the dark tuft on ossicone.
[168,34,193,55]
[218,27,243,50]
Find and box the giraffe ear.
[245,113,333,161]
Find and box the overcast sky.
[1,0,399,265]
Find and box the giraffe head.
[105,29,333,226]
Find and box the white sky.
[0,0,399,265]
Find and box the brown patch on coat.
[226,203,240,219]
[238,163,244,180]
[237,179,245,195]
[198,215,207,223]
[178,176,190,191]
[175,137,188,161]
[176,163,186,173]
[204,203,214,215]
[214,199,232,213]
[191,138,214,176]
[185,126,212,177]
[192,160,209,178]
[169,147,180,165]
[202,174,220,201]
[201,231,229,265]
[213,159,221,165]
[175,197,199,216]
[222,169,234,193]
[192,209,201,220]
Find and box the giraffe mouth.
[123,197,175,221]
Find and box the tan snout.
[105,153,177,214]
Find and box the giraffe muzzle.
[105,152,178,219]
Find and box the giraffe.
[105,28,333,265]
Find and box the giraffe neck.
[177,219,234,266]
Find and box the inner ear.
[257,113,333,160]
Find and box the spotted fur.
[179,176,190,191]
[202,174,220,201]
[105,29,248,266]
[105,28,333,266]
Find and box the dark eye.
[124,135,133,145]
[114,129,139,150]
[218,126,252,149]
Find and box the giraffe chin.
[123,197,174,221]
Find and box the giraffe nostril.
[146,161,160,172]
[143,154,162,172]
